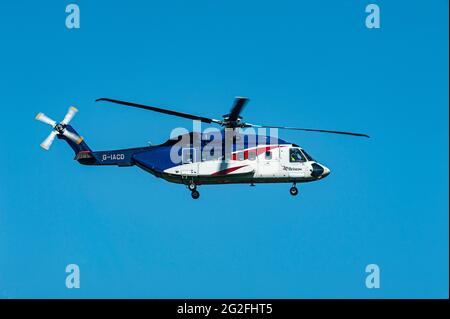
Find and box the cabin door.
[257,146,280,177]
[180,147,199,176]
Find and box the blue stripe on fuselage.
[132,145,179,173]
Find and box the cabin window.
[237,152,245,161]
[265,151,272,160]
[248,150,256,161]
[202,147,221,161]
[289,148,305,163]
[182,148,196,164]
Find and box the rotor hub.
[221,115,245,128]
[55,123,65,133]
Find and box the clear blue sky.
[0,0,448,298]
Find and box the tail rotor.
[35,106,83,150]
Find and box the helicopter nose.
[321,165,331,178]
[311,163,331,179]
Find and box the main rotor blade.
[251,124,370,138]
[96,98,222,125]
[61,106,78,125]
[228,97,249,122]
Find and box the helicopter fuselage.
[73,130,330,187]
[152,144,330,186]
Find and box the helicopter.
[35,97,369,199]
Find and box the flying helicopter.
[35,97,369,199]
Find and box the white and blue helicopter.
[36,97,369,199]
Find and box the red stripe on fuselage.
[231,145,281,160]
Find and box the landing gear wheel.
[191,190,200,199]
[188,183,197,191]
[290,186,298,196]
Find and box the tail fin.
[57,125,91,154]
[57,125,98,165]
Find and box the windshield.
[300,149,315,161]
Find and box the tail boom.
[74,147,151,166]
[48,124,151,167]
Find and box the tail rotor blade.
[40,131,58,150]
[62,129,83,144]
[61,106,78,125]
[36,113,57,127]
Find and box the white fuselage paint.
[162,144,329,185]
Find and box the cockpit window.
[289,148,306,162]
[301,149,315,162]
